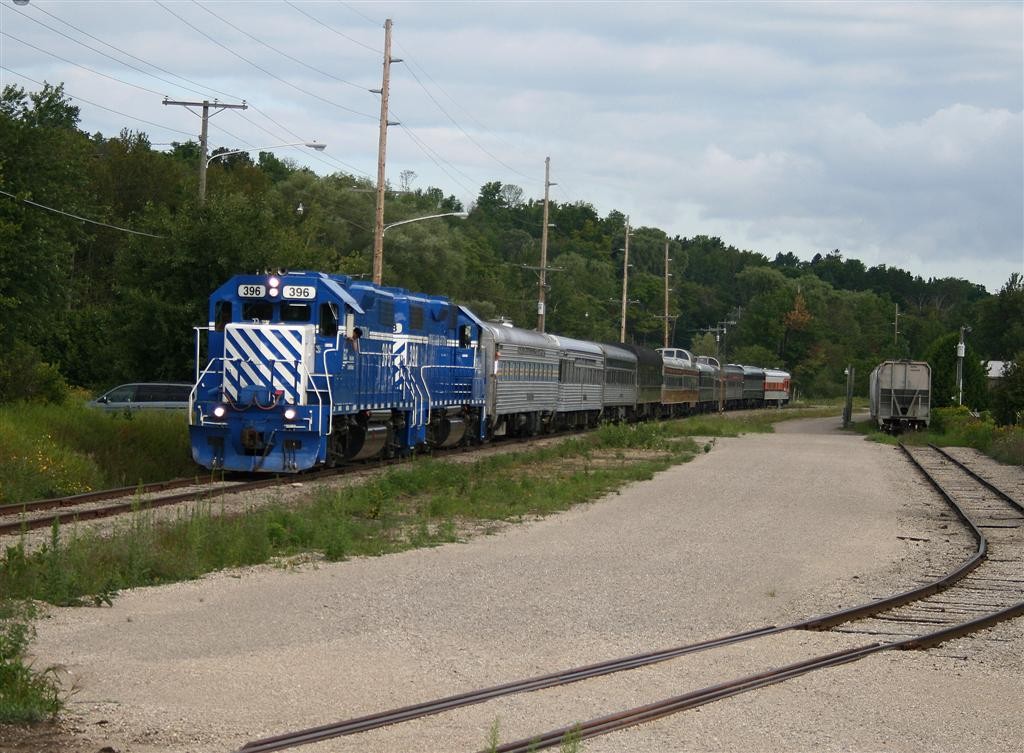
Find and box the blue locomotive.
[188,271,487,472]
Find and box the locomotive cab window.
[214,300,232,331]
[281,303,311,322]
[319,303,339,337]
[242,301,273,322]
[458,324,472,348]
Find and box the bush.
[0,341,69,405]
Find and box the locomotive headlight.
[212,405,227,418]
[268,275,281,288]
[269,287,280,297]
[283,407,297,421]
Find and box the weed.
[0,600,63,723]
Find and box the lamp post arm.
[206,142,326,168]
[382,212,468,235]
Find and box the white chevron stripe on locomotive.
[223,323,315,406]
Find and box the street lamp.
[206,141,326,168]
[375,212,468,285]
[200,142,326,203]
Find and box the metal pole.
[956,325,966,406]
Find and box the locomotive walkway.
[27,416,1024,753]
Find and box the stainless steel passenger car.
[480,321,559,436]
[598,343,639,421]
[869,359,931,432]
[549,335,604,429]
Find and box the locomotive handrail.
[419,364,482,424]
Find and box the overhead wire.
[1,66,196,140]
[6,2,216,101]
[0,189,167,238]
[193,1,370,94]
[27,1,243,102]
[285,0,381,55]
[155,0,377,121]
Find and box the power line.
[7,2,215,101]
[155,0,377,121]
[2,31,169,98]
[0,189,166,238]
[1,66,196,139]
[194,1,370,94]
[284,0,381,54]
[26,1,244,102]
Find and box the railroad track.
[0,437,511,538]
[235,442,1023,753]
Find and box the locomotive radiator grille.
[223,324,315,406]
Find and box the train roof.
[618,343,663,368]
[547,334,604,357]
[598,342,638,364]
[482,321,557,350]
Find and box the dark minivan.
[88,383,192,412]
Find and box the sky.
[2,0,1022,294]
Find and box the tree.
[990,355,1024,426]
[924,332,988,410]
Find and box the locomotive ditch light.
[213,404,228,418]
[284,407,298,421]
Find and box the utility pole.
[163,98,248,204]
[893,303,900,346]
[538,156,556,331]
[663,240,672,348]
[371,19,401,285]
[619,216,632,343]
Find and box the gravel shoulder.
[15,415,1024,753]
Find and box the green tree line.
[2,83,1022,420]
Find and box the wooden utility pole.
[893,303,900,346]
[163,98,248,204]
[538,157,555,331]
[372,19,401,285]
[619,216,631,343]
[663,240,671,348]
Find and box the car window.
[167,385,192,401]
[105,385,136,402]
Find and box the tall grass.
[0,600,62,723]
[0,403,196,504]
[862,406,1024,465]
[0,422,699,605]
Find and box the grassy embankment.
[857,405,1024,465]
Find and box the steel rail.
[489,643,887,753]
[0,476,208,516]
[234,626,782,753]
[929,444,1024,515]
[234,442,1022,753]
[0,477,279,536]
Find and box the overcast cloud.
[2,1,1021,292]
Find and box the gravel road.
[16,415,1024,753]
